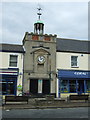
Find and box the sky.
[0,1,88,44]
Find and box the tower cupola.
[34,7,44,34]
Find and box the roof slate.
[56,38,89,53]
[0,43,25,53]
[0,38,89,53]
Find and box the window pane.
[9,55,18,67]
[0,82,2,95]
[7,81,14,94]
[86,81,90,92]
[60,80,68,93]
[71,56,78,67]
[2,82,7,95]
[10,56,17,61]
[10,62,17,67]
[71,61,77,66]
[69,80,76,92]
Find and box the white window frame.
[9,54,18,68]
[71,56,79,68]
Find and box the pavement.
[1,98,90,110]
[2,103,89,110]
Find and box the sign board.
[58,70,90,79]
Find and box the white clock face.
[37,55,45,64]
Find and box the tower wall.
[23,32,57,96]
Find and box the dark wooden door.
[42,80,50,94]
[30,79,38,94]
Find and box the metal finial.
[37,7,42,20]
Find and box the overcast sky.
[0,2,88,44]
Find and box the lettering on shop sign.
[74,72,88,76]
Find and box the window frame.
[9,55,18,67]
[71,56,79,68]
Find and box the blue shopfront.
[0,75,17,95]
[58,70,90,97]
[0,69,18,95]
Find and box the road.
[2,107,89,119]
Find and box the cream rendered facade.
[57,52,89,70]
[56,52,90,98]
[0,51,24,96]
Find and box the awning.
[58,70,90,79]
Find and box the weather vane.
[37,7,42,20]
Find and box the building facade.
[0,44,24,96]
[56,38,90,98]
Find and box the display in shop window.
[60,80,68,93]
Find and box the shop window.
[7,81,14,94]
[2,78,16,95]
[78,80,84,93]
[86,81,90,93]
[60,80,68,93]
[71,56,78,67]
[9,55,18,67]
[2,81,7,95]
[0,82,2,95]
[69,80,76,92]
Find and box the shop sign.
[17,84,22,91]
[58,70,90,78]
[0,72,18,75]
[74,72,88,76]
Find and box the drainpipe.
[22,53,24,95]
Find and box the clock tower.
[23,7,57,97]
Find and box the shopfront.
[0,70,18,95]
[58,70,90,97]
